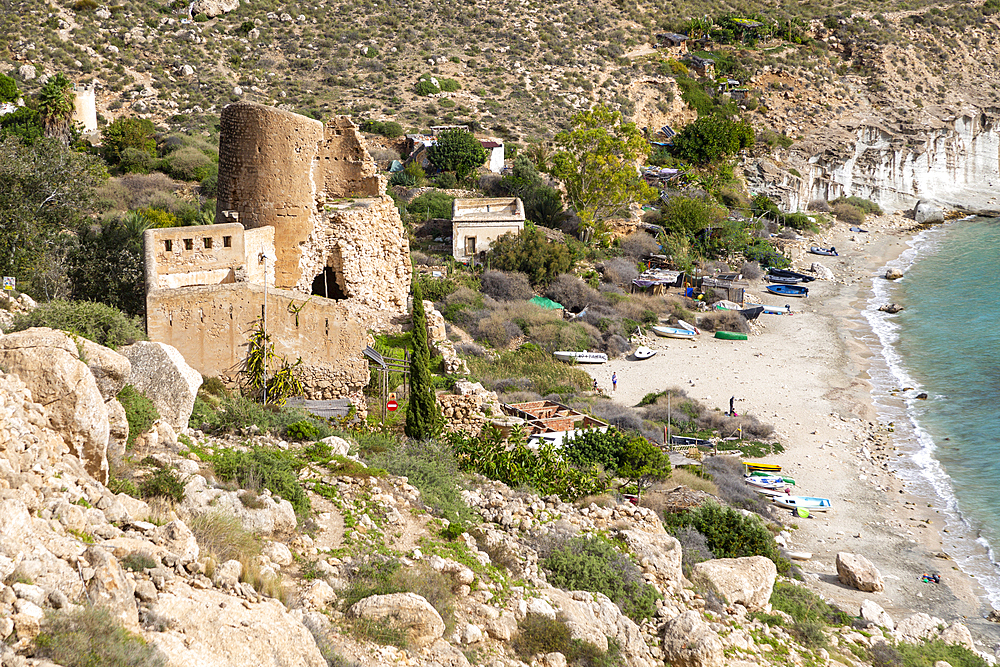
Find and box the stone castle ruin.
[145,102,411,408]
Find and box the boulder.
[885,268,904,280]
[938,622,975,651]
[212,559,243,588]
[661,610,723,667]
[17,64,35,81]
[619,529,683,595]
[810,262,835,281]
[146,583,327,667]
[860,599,894,630]
[0,328,110,482]
[544,588,653,667]
[190,0,238,16]
[347,592,445,648]
[84,546,139,628]
[879,303,904,314]
[263,542,293,567]
[914,200,944,225]
[691,556,776,612]
[895,612,946,644]
[319,435,351,457]
[836,552,884,592]
[79,339,131,400]
[120,342,202,430]
[157,520,200,564]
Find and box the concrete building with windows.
[451,197,525,263]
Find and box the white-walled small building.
[480,139,505,173]
[451,197,525,263]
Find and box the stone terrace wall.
[144,224,246,290]
[215,102,324,289]
[146,283,368,402]
[318,117,383,198]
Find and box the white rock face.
[147,583,327,667]
[543,588,654,667]
[691,556,777,612]
[619,529,683,595]
[17,64,35,80]
[183,475,297,536]
[0,328,110,483]
[191,0,238,16]
[120,341,202,430]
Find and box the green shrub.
[360,119,404,138]
[512,614,621,666]
[886,638,988,667]
[369,440,473,525]
[832,196,882,216]
[465,345,592,396]
[189,395,218,430]
[285,419,322,441]
[9,300,146,349]
[0,73,18,103]
[117,385,159,448]
[408,190,455,219]
[35,607,166,667]
[542,535,659,622]
[138,467,186,504]
[434,171,458,189]
[486,225,574,286]
[121,552,157,571]
[664,501,785,568]
[448,427,608,501]
[439,78,460,92]
[161,146,214,181]
[831,202,864,225]
[415,78,440,96]
[671,114,754,165]
[212,446,310,516]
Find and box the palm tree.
[38,73,75,144]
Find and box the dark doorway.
[311,267,348,300]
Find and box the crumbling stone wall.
[318,117,383,198]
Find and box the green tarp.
[529,296,563,310]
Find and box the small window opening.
[203,237,213,249]
[311,267,348,300]
[183,238,193,251]
[164,239,173,252]
[223,236,232,248]
[465,236,477,256]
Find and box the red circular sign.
[386,399,398,412]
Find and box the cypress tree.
[404,281,441,439]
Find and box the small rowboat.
[652,325,697,339]
[633,346,656,360]
[772,496,833,512]
[678,320,699,333]
[749,471,795,485]
[765,284,808,298]
[809,246,838,256]
[744,461,781,473]
[715,331,747,341]
[766,274,804,284]
[553,351,608,364]
[740,305,764,321]
[766,268,816,283]
[745,476,790,490]
[762,305,792,315]
[753,486,790,498]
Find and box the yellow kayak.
[743,461,781,473]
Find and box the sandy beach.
[585,213,1000,649]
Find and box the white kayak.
[651,326,697,339]
[553,350,608,364]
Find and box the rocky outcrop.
[691,556,776,612]
[894,613,975,651]
[861,599,895,630]
[836,552,884,592]
[914,200,945,224]
[809,262,835,281]
[120,341,202,430]
[183,475,297,536]
[543,587,655,667]
[619,529,683,596]
[0,328,110,483]
[425,301,469,375]
[661,610,723,667]
[347,592,446,647]
[191,0,238,17]
[83,545,139,627]
[146,583,327,666]
[885,268,904,280]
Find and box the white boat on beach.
[651,325,698,339]
[553,350,609,364]
[772,496,832,512]
[633,346,656,360]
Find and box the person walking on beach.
[612,372,617,392]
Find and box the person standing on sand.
[612,372,617,392]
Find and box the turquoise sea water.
[864,216,1000,605]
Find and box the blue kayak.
[765,284,808,297]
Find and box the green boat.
[714,331,748,340]
[750,470,795,485]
